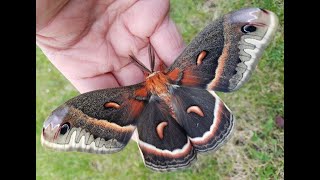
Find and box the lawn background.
[36,0,284,179]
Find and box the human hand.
[36,0,185,93]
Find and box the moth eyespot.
[60,122,70,135]
[241,25,257,33]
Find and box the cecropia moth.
[41,7,278,171]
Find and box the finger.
[40,44,126,93]
[122,0,170,39]
[112,62,145,86]
[116,0,171,58]
[151,17,186,67]
[36,0,69,32]
[69,73,120,93]
[120,0,185,68]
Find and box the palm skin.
[36,0,185,93]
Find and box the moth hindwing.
[41,7,278,172]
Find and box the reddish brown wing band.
[135,86,234,171]
[171,86,235,152]
[41,83,148,154]
[41,7,278,172]
[136,96,196,171]
[166,8,278,92]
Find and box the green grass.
[36,0,284,179]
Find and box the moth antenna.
[148,44,155,72]
[129,54,151,74]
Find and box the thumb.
[150,17,186,67]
